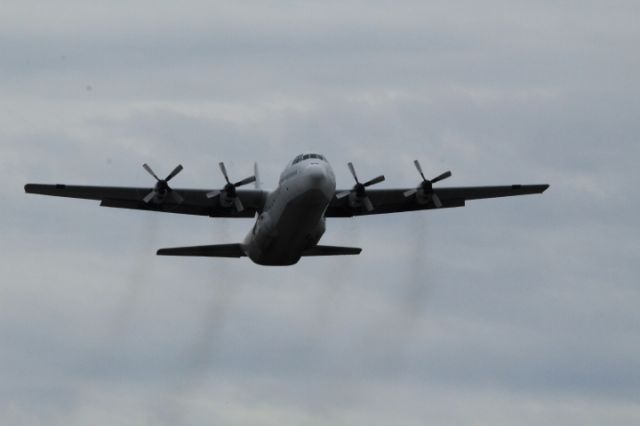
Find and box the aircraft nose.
[306,164,326,184]
[305,163,335,199]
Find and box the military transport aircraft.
[25,154,548,265]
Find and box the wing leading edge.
[26,181,548,218]
[24,184,266,217]
[326,184,549,217]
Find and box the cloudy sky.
[2,1,639,424]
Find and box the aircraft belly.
[251,188,328,265]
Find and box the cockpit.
[292,153,327,165]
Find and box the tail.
[254,162,261,190]
[157,243,246,257]
[301,245,362,256]
[156,243,361,259]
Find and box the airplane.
[25,154,549,266]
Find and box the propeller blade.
[364,175,385,187]
[206,190,221,199]
[414,160,427,181]
[219,162,231,184]
[430,170,452,185]
[347,162,360,184]
[165,164,184,182]
[403,188,418,198]
[362,196,374,212]
[234,175,256,188]
[143,164,160,181]
[143,190,157,203]
[432,193,443,208]
[233,196,244,212]
[342,163,383,209]
[209,164,255,208]
[170,190,184,204]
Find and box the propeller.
[403,160,451,208]
[142,163,184,204]
[336,162,385,212]
[206,162,256,212]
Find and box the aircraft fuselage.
[243,155,336,265]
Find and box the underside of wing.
[24,184,266,217]
[326,184,549,217]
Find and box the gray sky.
[2,1,639,425]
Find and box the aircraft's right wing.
[325,184,549,217]
[24,184,267,218]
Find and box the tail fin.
[157,243,245,257]
[254,162,261,190]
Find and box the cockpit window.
[293,153,327,164]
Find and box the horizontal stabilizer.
[302,245,362,256]
[157,243,246,257]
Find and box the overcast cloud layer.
[1,1,639,425]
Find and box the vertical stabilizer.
[254,162,261,189]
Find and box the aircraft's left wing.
[325,184,549,217]
[24,184,267,217]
